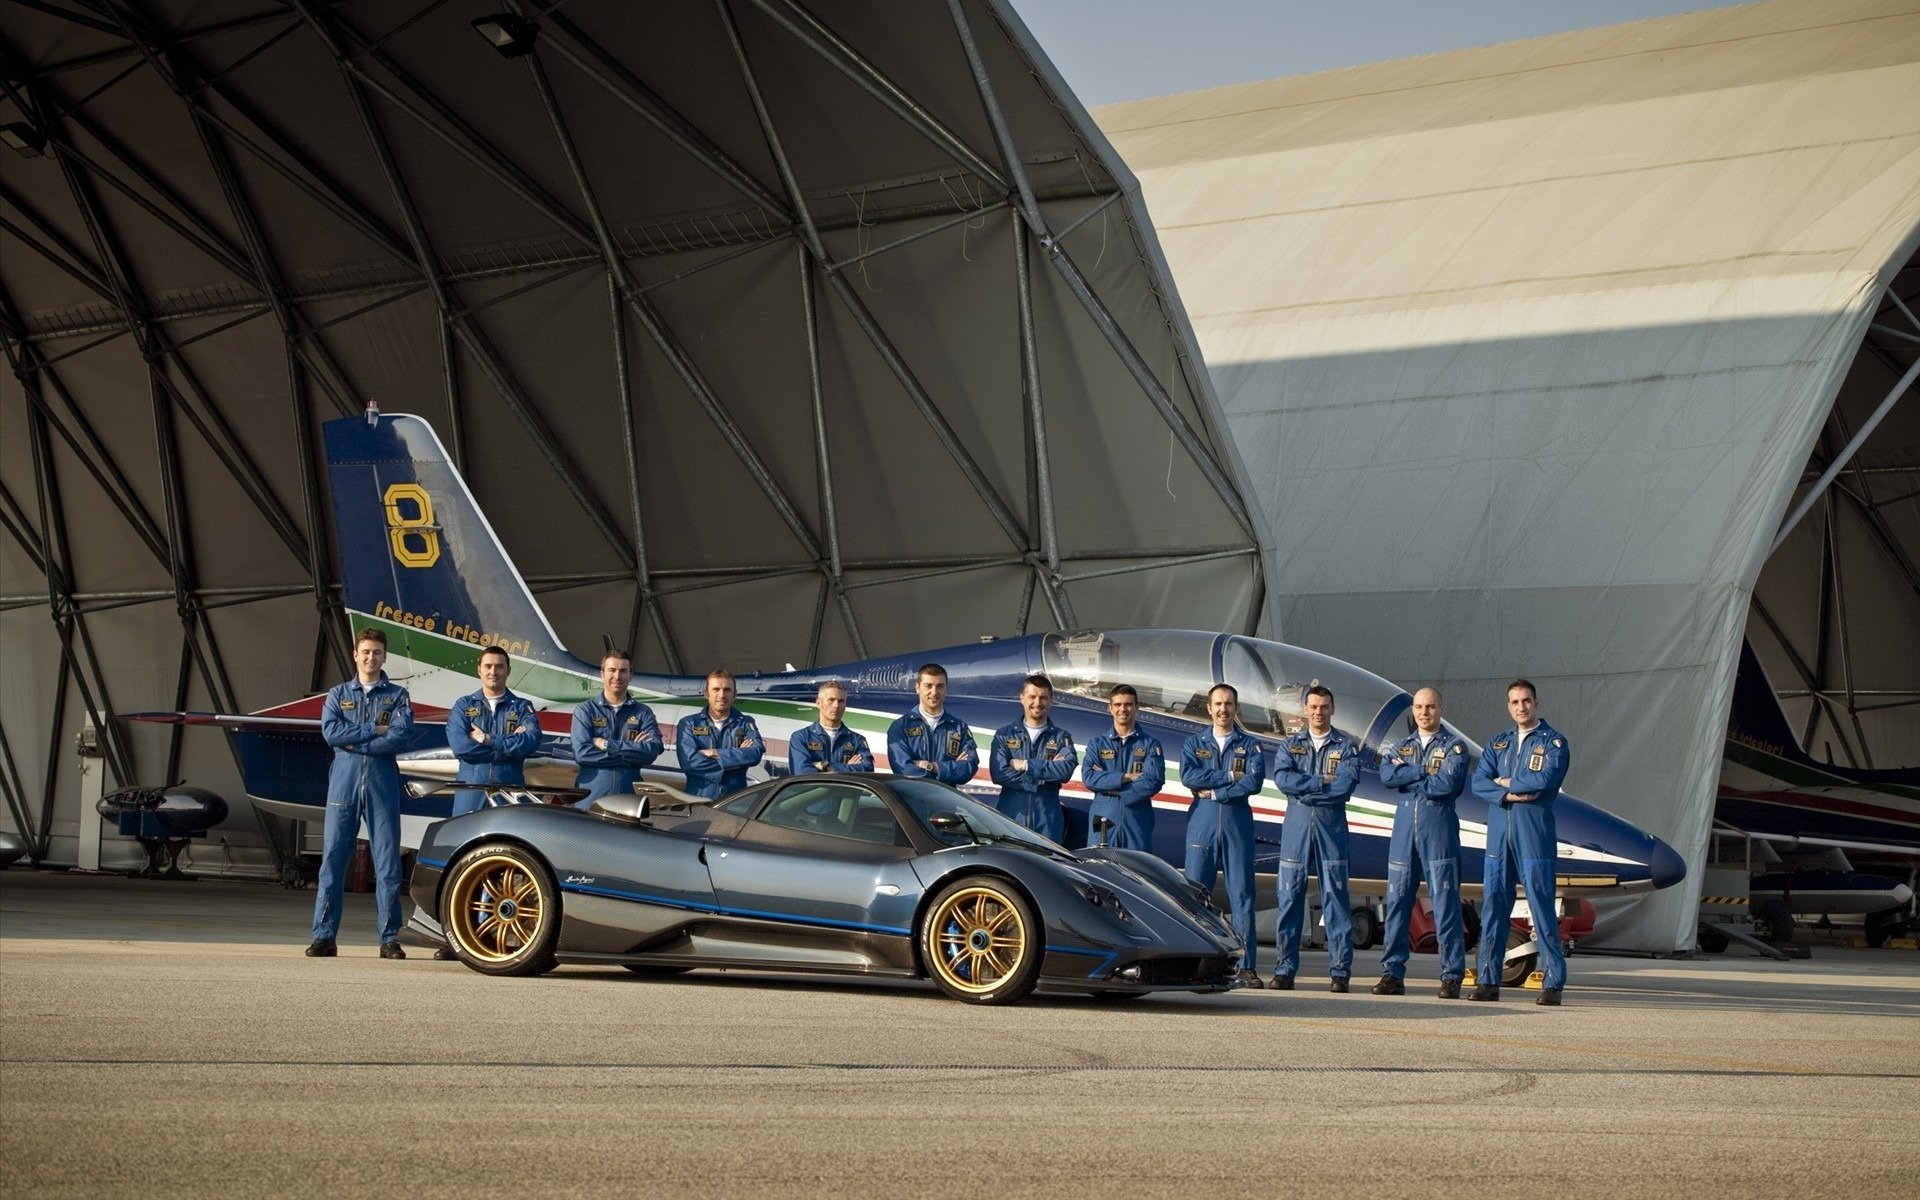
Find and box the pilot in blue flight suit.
[308,628,414,961]
[1372,686,1470,998]
[569,649,663,806]
[1269,685,1363,992]
[445,646,543,817]
[1180,682,1267,989]
[676,669,765,799]
[1469,678,1572,1006]
[885,663,980,786]
[1080,684,1164,851]
[788,680,874,775]
[989,674,1079,842]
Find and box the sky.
[1005,0,1754,107]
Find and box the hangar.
[0,0,1261,872]
[1094,0,1920,947]
[4,0,1914,956]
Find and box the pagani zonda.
[408,776,1243,1004]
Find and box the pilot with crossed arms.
[1470,678,1572,1006]
[788,680,874,775]
[570,649,663,806]
[1080,684,1164,851]
[445,645,542,818]
[886,663,980,785]
[1371,686,1470,998]
[677,669,766,799]
[1179,683,1266,990]
[1269,685,1363,992]
[989,674,1079,842]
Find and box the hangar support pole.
[946,0,1257,546]
[506,26,687,670]
[287,0,470,476]
[1771,322,1920,555]
[1012,212,1075,630]
[125,4,352,684]
[746,0,1009,194]
[799,247,868,660]
[529,6,793,222]
[44,94,241,727]
[313,9,840,593]
[715,0,1036,596]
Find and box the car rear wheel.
[441,843,559,976]
[921,878,1043,1005]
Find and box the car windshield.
[1040,629,1412,746]
[888,779,1068,854]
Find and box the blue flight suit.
[989,720,1079,842]
[676,708,765,799]
[569,696,663,806]
[312,673,413,944]
[1180,728,1267,971]
[885,710,980,786]
[1270,728,1363,980]
[1472,720,1571,990]
[1080,728,1164,850]
[446,688,543,816]
[1376,729,1471,984]
[788,722,875,775]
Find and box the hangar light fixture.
[471,13,538,58]
[2,122,47,158]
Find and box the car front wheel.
[921,878,1043,1005]
[440,843,560,977]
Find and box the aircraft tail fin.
[1728,639,1805,761]
[324,413,583,677]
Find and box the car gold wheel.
[922,879,1042,1005]
[441,843,559,976]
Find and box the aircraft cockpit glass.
[1040,630,1413,747]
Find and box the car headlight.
[1081,882,1131,922]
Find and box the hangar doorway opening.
[1745,254,1920,779]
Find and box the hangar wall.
[0,0,1261,869]
[1096,0,1920,948]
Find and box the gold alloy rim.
[447,854,546,962]
[928,885,1027,994]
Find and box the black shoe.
[1329,976,1350,993]
[1437,979,1462,1000]
[379,941,406,960]
[1467,984,1500,1001]
[1233,968,1265,990]
[1268,973,1294,991]
[1370,975,1405,996]
[304,939,336,957]
[433,946,457,961]
[1535,988,1562,1007]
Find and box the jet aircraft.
[132,413,1687,976]
[1716,640,1920,859]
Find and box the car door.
[703,779,923,935]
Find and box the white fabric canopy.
[1097,0,1920,948]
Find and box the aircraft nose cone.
[1649,837,1687,890]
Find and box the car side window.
[758,781,906,846]
[715,791,763,818]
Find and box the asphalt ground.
[2,870,1915,1199]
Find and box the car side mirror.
[929,810,978,843]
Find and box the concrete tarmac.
[2,870,1915,1198]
